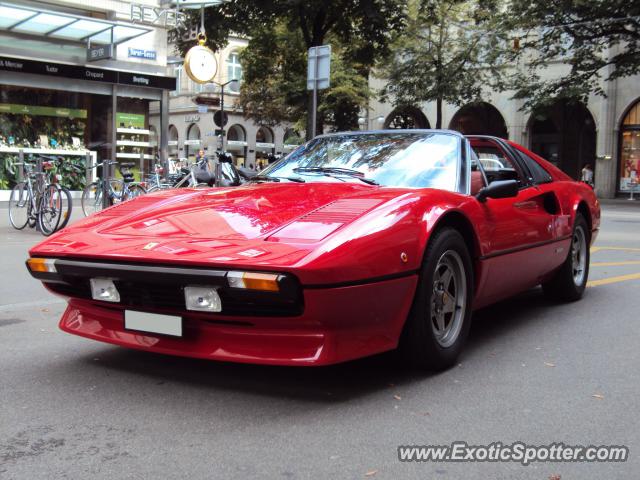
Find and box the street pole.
[220,83,225,152]
[311,48,318,138]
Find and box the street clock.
[184,34,217,84]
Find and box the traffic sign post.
[307,45,331,138]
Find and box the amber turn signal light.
[227,271,280,292]
[26,257,57,273]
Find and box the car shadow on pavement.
[72,286,568,403]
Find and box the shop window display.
[0,86,92,190]
[620,101,640,192]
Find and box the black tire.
[124,183,146,201]
[399,228,474,370]
[81,182,104,216]
[8,182,30,230]
[542,213,590,302]
[57,186,73,230]
[37,185,63,236]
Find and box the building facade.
[151,35,300,170]
[367,56,640,199]
[0,0,176,197]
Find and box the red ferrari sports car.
[27,130,599,370]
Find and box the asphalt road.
[1,201,639,479]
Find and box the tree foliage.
[379,0,508,128]
[238,23,370,132]
[502,0,640,111]
[176,0,406,137]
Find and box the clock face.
[185,45,217,84]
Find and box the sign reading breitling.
[130,4,187,28]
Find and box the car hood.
[93,182,381,240]
[30,182,460,284]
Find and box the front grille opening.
[46,278,303,317]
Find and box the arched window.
[168,124,179,159]
[619,99,640,192]
[226,124,247,167]
[449,102,508,139]
[526,100,595,179]
[226,51,243,93]
[256,126,274,144]
[384,106,429,129]
[185,123,201,159]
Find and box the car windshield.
[261,132,461,190]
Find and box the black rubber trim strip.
[303,269,419,290]
[478,235,571,261]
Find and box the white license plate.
[124,310,182,337]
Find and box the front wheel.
[123,184,146,201]
[57,186,73,230]
[8,182,30,230]
[399,228,474,370]
[81,182,104,216]
[542,213,590,301]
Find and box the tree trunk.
[436,96,443,129]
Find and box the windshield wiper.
[292,167,379,185]
[251,174,305,183]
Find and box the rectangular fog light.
[184,286,222,312]
[90,278,120,303]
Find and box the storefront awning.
[0,2,151,45]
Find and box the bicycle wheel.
[37,185,63,236]
[124,183,147,201]
[8,182,30,230]
[81,182,103,216]
[58,186,73,230]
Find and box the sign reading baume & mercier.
[0,56,176,90]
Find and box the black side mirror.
[476,179,519,203]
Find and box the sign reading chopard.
[0,57,176,90]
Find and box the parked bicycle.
[146,153,241,192]
[81,161,147,216]
[8,158,65,236]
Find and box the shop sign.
[130,4,186,28]
[184,139,201,146]
[256,142,275,149]
[0,56,176,91]
[116,113,146,128]
[185,115,200,122]
[0,103,87,119]
[87,44,113,62]
[128,48,157,60]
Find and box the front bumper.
[57,274,418,366]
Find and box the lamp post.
[209,79,238,153]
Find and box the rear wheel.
[37,185,63,236]
[399,228,474,370]
[542,213,590,301]
[8,182,30,230]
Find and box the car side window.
[517,150,553,184]
[470,144,527,187]
[469,147,488,195]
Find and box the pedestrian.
[249,163,254,170]
[581,163,594,187]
